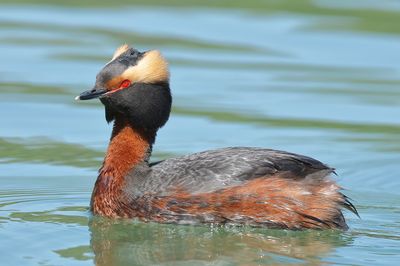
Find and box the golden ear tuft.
[112,44,130,60]
[121,50,169,83]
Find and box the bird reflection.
[89,217,352,266]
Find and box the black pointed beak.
[75,87,107,101]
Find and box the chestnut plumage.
[76,45,358,230]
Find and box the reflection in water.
[89,217,352,265]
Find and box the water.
[1,1,400,265]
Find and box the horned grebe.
[76,45,358,229]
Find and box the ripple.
[0,137,103,169]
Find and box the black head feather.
[100,82,172,131]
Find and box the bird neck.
[90,116,156,216]
[100,115,156,180]
[91,115,156,214]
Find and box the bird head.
[76,45,171,131]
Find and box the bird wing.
[147,147,333,194]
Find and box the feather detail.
[112,44,130,61]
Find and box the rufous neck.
[100,116,155,179]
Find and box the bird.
[75,44,358,230]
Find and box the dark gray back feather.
[125,147,334,196]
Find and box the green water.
[1,1,400,265]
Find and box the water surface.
[1,1,400,265]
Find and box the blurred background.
[1,0,400,265]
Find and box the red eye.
[120,80,131,88]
